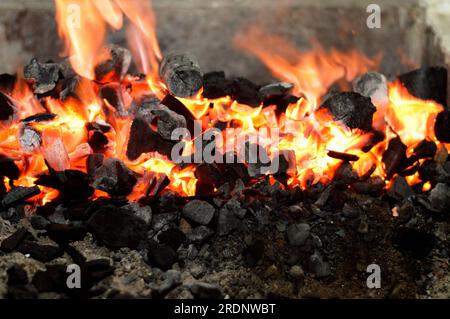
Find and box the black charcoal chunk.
[188,282,224,299]
[0,154,20,180]
[23,58,60,94]
[0,227,28,252]
[231,77,262,107]
[160,53,203,98]
[122,203,152,225]
[397,66,447,107]
[327,150,359,162]
[92,158,137,196]
[188,226,214,244]
[202,71,231,99]
[17,241,64,262]
[7,265,28,286]
[147,240,177,270]
[217,206,240,236]
[95,45,132,81]
[308,252,331,277]
[412,140,437,159]
[428,183,450,213]
[182,200,215,225]
[387,176,415,201]
[259,82,293,97]
[0,73,16,94]
[319,92,376,131]
[158,228,186,250]
[0,92,16,122]
[286,223,310,246]
[100,83,127,116]
[161,94,196,135]
[434,110,450,143]
[382,136,407,179]
[393,227,435,259]
[45,223,87,243]
[1,186,40,208]
[87,205,146,249]
[35,170,94,201]
[243,240,264,267]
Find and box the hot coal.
[92,158,137,196]
[333,162,359,188]
[243,240,264,267]
[59,75,81,101]
[202,71,231,99]
[95,45,132,82]
[0,155,20,180]
[412,139,437,159]
[23,58,60,94]
[19,125,42,152]
[0,73,16,94]
[144,172,170,197]
[434,110,450,143]
[1,186,40,208]
[0,227,28,252]
[397,66,447,107]
[100,83,127,116]
[161,94,196,135]
[147,240,177,270]
[264,94,300,117]
[17,241,64,262]
[352,72,388,105]
[35,170,94,200]
[87,205,146,249]
[393,227,435,259]
[182,200,215,225]
[86,153,104,178]
[230,77,263,107]
[327,150,359,162]
[319,92,376,131]
[122,202,153,225]
[0,92,16,122]
[387,176,415,201]
[147,104,187,141]
[382,136,407,179]
[160,53,203,98]
[352,176,385,195]
[259,82,294,97]
[21,113,57,123]
[88,130,109,152]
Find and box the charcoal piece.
[286,223,310,246]
[264,94,300,117]
[144,172,170,198]
[17,241,64,262]
[352,176,385,195]
[147,240,177,270]
[194,163,225,195]
[0,228,28,252]
[86,120,112,133]
[222,198,246,219]
[95,45,132,82]
[382,136,407,179]
[100,83,127,116]
[230,77,262,107]
[397,66,447,107]
[393,227,435,259]
[327,150,359,162]
[333,162,358,188]
[245,142,272,177]
[259,82,294,97]
[0,73,16,94]
[188,282,224,299]
[158,228,186,250]
[60,75,81,101]
[122,202,152,225]
[308,253,331,277]
[151,212,178,232]
[243,240,264,267]
[126,117,175,160]
[6,285,38,299]
[87,205,146,249]
[92,158,137,196]
[21,113,57,123]
[412,140,437,159]
[86,153,104,177]
[19,125,42,152]
[182,200,215,225]
[202,71,231,99]
[217,206,240,236]
[23,58,60,94]
[151,269,182,299]
[159,53,203,98]
[88,130,108,152]
[0,155,20,180]
[7,265,28,286]
[387,176,415,201]
[352,72,388,105]
[32,265,69,293]
[35,170,94,200]
[161,94,196,135]
[0,91,16,122]
[428,183,450,213]
[30,215,50,230]
[1,186,40,208]
[271,150,296,176]
[151,106,187,141]
[319,92,376,131]
[130,94,161,121]
[45,223,87,243]
[187,226,214,244]
[434,110,450,143]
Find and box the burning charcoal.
[86,153,104,177]
[382,136,407,179]
[188,281,224,299]
[130,94,160,120]
[319,92,376,131]
[126,117,175,160]
[159,53,203,97]
[333,162,358,188]
[161,94,196,135]
[352,176,385,195]
[188,226,214,244]
[45,223,87,243]
[122,202,152,225]
[147,239,177,270]
[428,183,450,213]
[95,45,132,82]
[60,75,81,101]
[387,176,415,201]
[0,92,16,123]
[243,240,264,267]
[434,110,450,143]
[217,206,240,236]
[152,106,187,141]
[308,252,331,277]
[19,125,42,153]
[286,223,310,246]
[87,205,147,249]
[100,83,127,116]
[92,158,137,196]
[397,66,447,107]
[259,82,294,97]
[21,113,57,123]
[144,172,170,198]
[412,139,437,159]
[245,142,272,177]
[17,241,64,263]
[182,200,215,225]
[0,227,28,252]
[41,128,70,172]
[0,73,16,94]
[327,150,359,162]
[36,170,94,200]
[88,130,108,152]
[202,71,231,99]
[264,94,300,117]
[158,228,186,250]
[393,227,435,259]
[231,77,263,107]
[23,58,60,94]
[352,72,388,106]
[0,155,20,180]
[1,186,40,208]
[194,163,225,195]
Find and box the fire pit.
[0,0,449,300]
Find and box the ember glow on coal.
[0,0,448,209]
